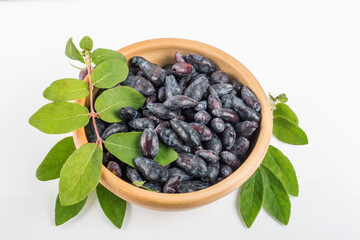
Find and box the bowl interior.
[74,38,272,210]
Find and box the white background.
[1,0,359,239]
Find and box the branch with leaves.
[238,93,308,227]
[31,36,177,227]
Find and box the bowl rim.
[73,38,272,210]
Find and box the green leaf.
[262,146,299,196]
[273,117,308,145]
[239,168,263,228]
[43,78,89,101]
[29,102,89,134]
[104,132,178,167]
[65,38,84,64]
[278,93,288,103]
[273,103,299,125]
[154,142,178,166]
[36,137,76,181]
[79,36,93,51]
[95,86,145,122]
[260,166,291,225]
[59,143,102,206]
[91,59,129,88]
[92,48,126,65]
[96,184,126,229]
[55,194,87,226]
[133,181,159,192]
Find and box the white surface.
[1,0,359,239]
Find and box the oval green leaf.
[65,38,84,64]
[260,165,291,225]
[273,103,298,125]
[96,184,126,229]
[239,168,263,228]
[29,102,89,134]
[278,93,288,103]
[55,194,87,226]
[91,59,129,88]
[273,117,308,145]
[36,137,76,181]
[104,132,178,167]
[92,48,126,65]
[43,78,89,101]
[155,142,178,166]
[79,36,93,51]
[95,86,145,122]
[59,143,102,206]
[262,145,299,196]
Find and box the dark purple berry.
[232,97,260,122]
[126,166,144,182]
[241,86,261,111]
[210,83,233,96]
[163,176,181,193]
[178,180,210,193]
[165,75,181,99]
[134,157,169,183]
[221,123,236,149]
[159,129,191,153]
[203,133,222,154]
[146,94,157,104]
[107,161,122,178]
[184,75,209,101]
[101,122,128,140]
[211,118,225,133]
[168,167,193,181]
[174,51,186,62]
[189,122,212,141]
[154,121,170,135]
[194,110,211,124]
[143,182,163,192]
[85,118,106,143]
[171,62,193,76]
[146,103,179,120]
[170,120,201,147]
[232,82,243,95]
[195,150,219,164]
[210,71,229,84]
[142,110,163,125]
[229,137,250,156]
[185,54,216,73]
[140,128,159,159]
[138,60,166,87]
[157,86,166,102]
[201,162,220,182]
[130,56,147,66]
[122,76,156,96]
[220,94,234,109]
[194,100,207,111]
[128,118,155,131]
[164,95,198,110]
[207,94,222,111]
[176,153,208,178]
[219,165,233,178]
[212,108,239,125]
[219,151,241,170]
[118,107,141,122]
[234,121,259,138]
[78,68,88,80]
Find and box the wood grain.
[73,38,273,211]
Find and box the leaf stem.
[85,51,103,148]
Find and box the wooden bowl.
[73,38,272,211]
